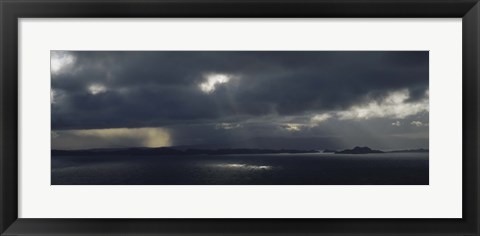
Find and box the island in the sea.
[335,146,384,154]
[332,146,428,154]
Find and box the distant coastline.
[330,146,428,154]
[51,147,319,156]
[52,146,428,156]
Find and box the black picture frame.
[1,0,479,235]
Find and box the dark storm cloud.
[52,51,428,131]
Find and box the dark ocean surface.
[51,152,429,185]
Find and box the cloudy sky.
[51,51,429,150]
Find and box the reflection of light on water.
[212,163,272,170]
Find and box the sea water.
[51,152,428,185]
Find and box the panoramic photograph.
[51,51,429,185]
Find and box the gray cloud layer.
[51,51,428,150]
